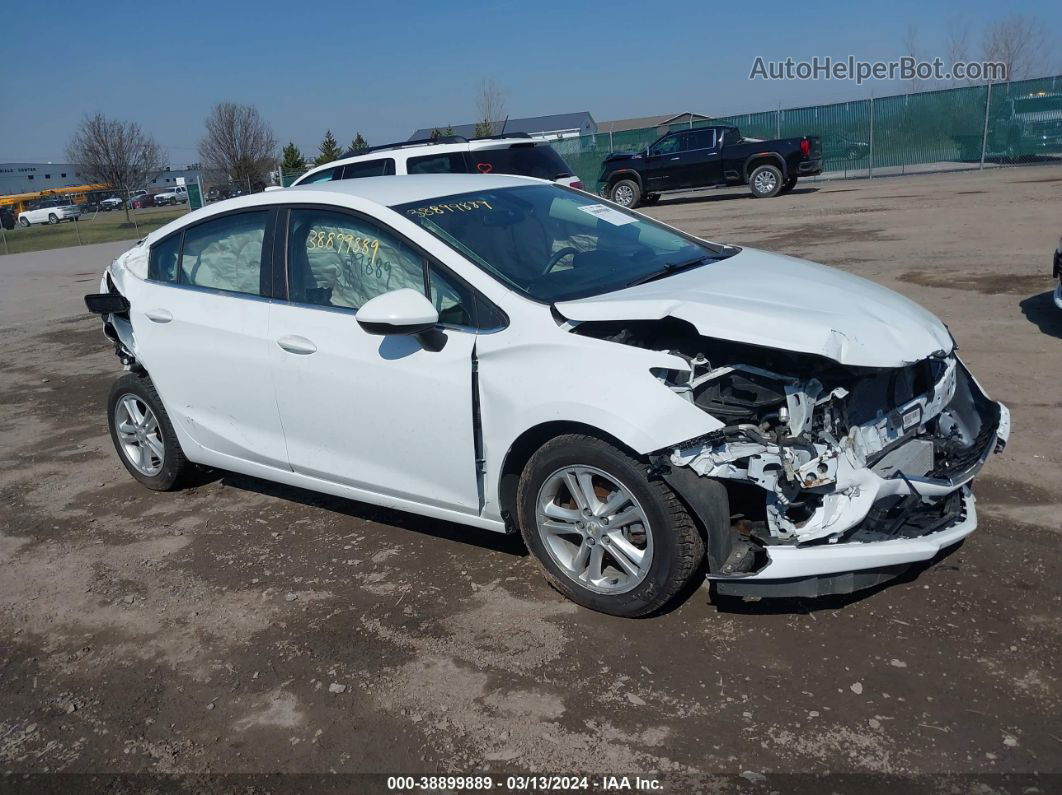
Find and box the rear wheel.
[517,434,704,617]
[107,373,192,491]
[19,217,30,227]
[609,178,641,209]
[749,164,783,198]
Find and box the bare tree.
[981,14,1050,82]
[198,102,277,191]
[66,114,164,221]
[901,24,926,92]
[945,16,972,72]
[474,78,507,137]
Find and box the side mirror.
[356,288,439,337]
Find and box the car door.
[268,205,483,513]
[673,128,722,188]
[641,132,687,191]
[130,207,290,468]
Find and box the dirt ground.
[1,166,1060,791]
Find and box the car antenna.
[500,115,509,135]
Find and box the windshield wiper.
[626,254,713,287]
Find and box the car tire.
[609,178,641,209]
[107,373,192,491]
[749,165,784,198]
[48,214,59,224]
[779,175,798,194]
[517,433,705,617]
[19,217,30,227]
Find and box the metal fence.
[552,74,1062,188]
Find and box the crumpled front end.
[654,349,1008,597]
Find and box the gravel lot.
[1,167,1060,789]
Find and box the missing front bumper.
[708,488,976,598]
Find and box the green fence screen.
[553,74,1062,189]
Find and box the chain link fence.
[553,74,1062,188]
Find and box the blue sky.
[2,0,1059,165]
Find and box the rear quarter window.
[149,235,181,282]
[470,145,573,180]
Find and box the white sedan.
[85,175,1008,616]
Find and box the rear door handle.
[145,309,172,323]
[669,156,680,160]
[276,335,317,355]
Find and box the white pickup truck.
[18,198,81,226]
[152,186,188,206]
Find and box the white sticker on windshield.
[577,203,636,226]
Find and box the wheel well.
[497,421,639,531]
[606,170,642,190]
[745,154,786,180]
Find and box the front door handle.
[276,335,317,355]
[145,308,172,323]
[669,156,680,160]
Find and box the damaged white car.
[85,175,1009,616]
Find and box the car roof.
[143,174,545,245]
[296,137,551,181]
[284,173,539,205]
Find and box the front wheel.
[517,434,705,617]
[609,178,641,209]
[107,373,193,491]
[48,213,59,224]
[749,164,784,198]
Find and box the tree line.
[65,103,372,218]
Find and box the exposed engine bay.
[573,318,1009,591]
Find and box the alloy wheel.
[612,184,634,207]
[535,465,654,594]
[753,170,778,195]
[115,394,165,476]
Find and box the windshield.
[394,184,734,302]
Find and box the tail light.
[800,139,811,158]
[570,179,584,190]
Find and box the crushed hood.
[554,247,953,368]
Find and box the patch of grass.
[0,207,188,255]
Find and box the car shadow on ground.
[655,187,818,207]
[204,468,529,558]
[1020,290,1062,339]
[188,469,960,618]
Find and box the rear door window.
[469,145,573,179]
[340,159,396,179]
[179,211,271,296]
[406,152,470,174]
[686,129,717,150]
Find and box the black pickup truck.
[598,125,822,207]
